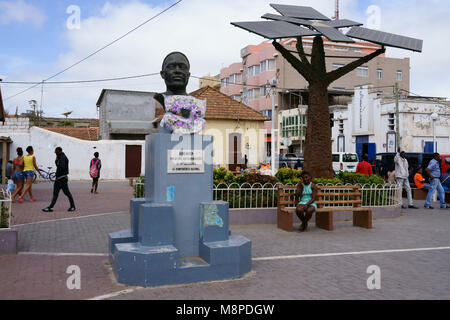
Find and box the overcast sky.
[0,0,448,118]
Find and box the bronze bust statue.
[154,52,206,134]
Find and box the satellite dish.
[62,111,73,118]
[283,137,292,147]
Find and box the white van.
[332,152,359,173]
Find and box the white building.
[0,118,145,180]
[332,85,450,159]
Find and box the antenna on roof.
[332,0,339,20]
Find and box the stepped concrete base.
[109,235,251,287]
[108,199,251,287]
[0,229,18,255]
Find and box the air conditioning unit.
[269,77,278,87]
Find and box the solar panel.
[322,19,363,28]
[311,23,355,42]
[261,13,313,26]
[346,26,423,52]
[270,4,331,21]
[230,21,319,39]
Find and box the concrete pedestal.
[109,133,251,287]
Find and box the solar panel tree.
[232,4,422,178]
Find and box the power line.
[3,0,184,101]
[3,70,402,99]
[1,73,160,85]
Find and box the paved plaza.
[1,181,450,300]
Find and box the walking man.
[424,153,450,209]
[394,150,418,209]
[42,147,76,212]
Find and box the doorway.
[125,145,142,178]
[228,133,242,172]
[356,136,376,161]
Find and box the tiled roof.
[44,127,99,141]
[190,86,270,122]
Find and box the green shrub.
[337,172,384,185]
[214,167,228,181]
[213,167,236,184]
[275,168,302,184]
[0,202,10,228]
[313,177,343,185]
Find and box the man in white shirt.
[395,150,418,209]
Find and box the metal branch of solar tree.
[231,4,423,178]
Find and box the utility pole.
[395,83,400,151]
[39,81,44,127]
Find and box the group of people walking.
[11,146,40,204]
[293,150,449,233]
[10,146,102,213]
[394,150,449,210]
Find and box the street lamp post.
[431,112,439,153]
[271,86,277,176]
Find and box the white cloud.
[1,0,448,118]
[0,0,46,27]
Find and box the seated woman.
[414,167,429,190]
[295,171,318,232]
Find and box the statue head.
[160,52,191,95]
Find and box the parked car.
[332,152,359,173]
[279,153,304,169]
[441,154,450,175]
[374,152,435,183]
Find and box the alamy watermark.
[366,5,382,30]
[366,265,381,290]
[66,5,81,30]
[66,265,81,290]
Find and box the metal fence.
[134,181,145,199]
[0,189,12,229]
[134,182,402,209]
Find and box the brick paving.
[9,180,132,225]
[1,183,450,300]
[0,254,125,300]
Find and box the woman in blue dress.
[295,171,318,232]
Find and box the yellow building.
[191,86,270,170]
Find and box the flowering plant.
[161,95,206,134]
